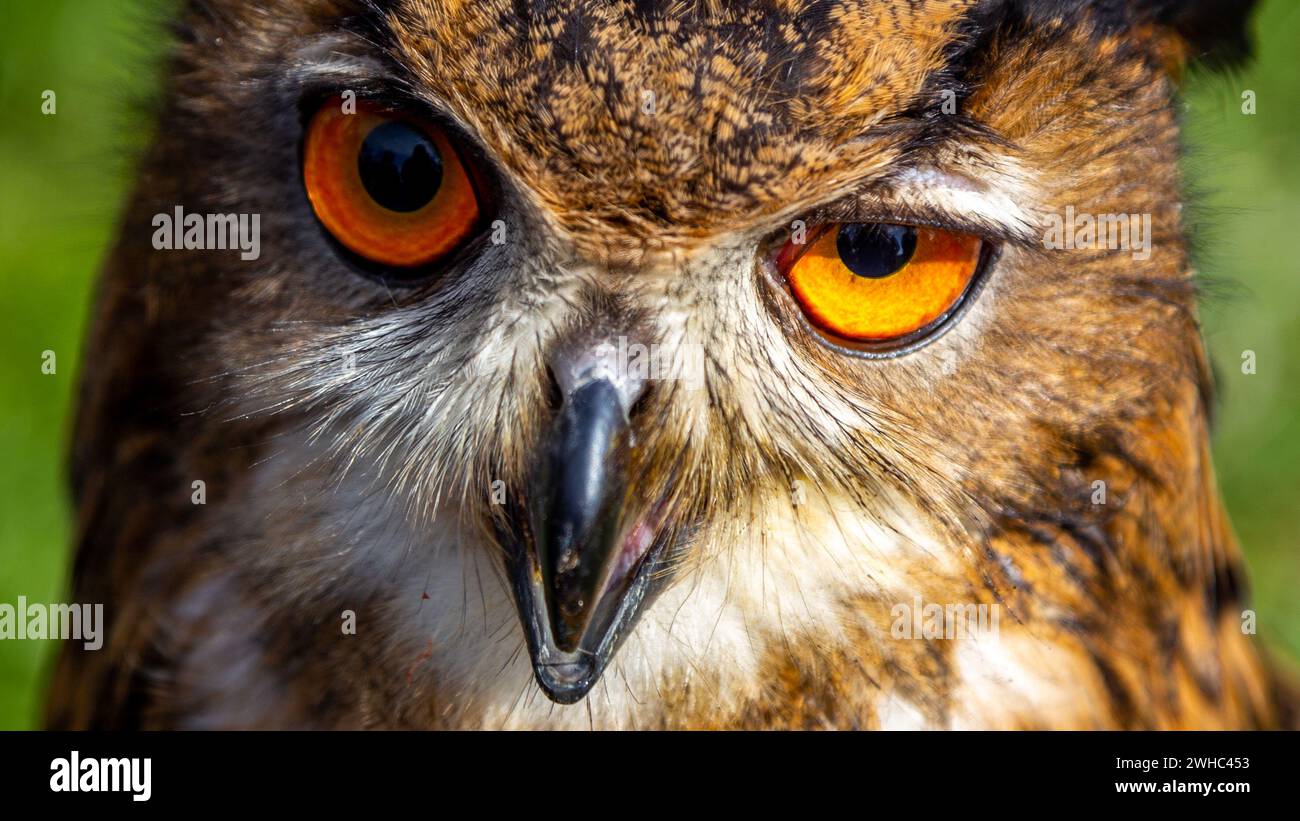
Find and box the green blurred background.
[1,1,1297,729]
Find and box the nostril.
[542,364,563,413]
[627,382,652,421]
[544,333,653,420]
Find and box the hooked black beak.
[534,376,631,652]
[501,339,671,704]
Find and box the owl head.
[69,0,1262,725]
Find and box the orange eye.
[303,96,484,270]
[776,223,983,343]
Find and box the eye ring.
[762,230,997,359]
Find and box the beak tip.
[532,657,600,704]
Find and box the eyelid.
[797,166,1041,249]
[297,82,444,130]
[282,36,398,90]
[284,43,455,135]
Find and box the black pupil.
[357,121,443,212]
[835,223,917,279]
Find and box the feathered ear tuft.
[1152,0,1259,69]
[1002,0,1259,75]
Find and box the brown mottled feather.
[47,0,1290,729]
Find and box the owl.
[46,0,1292,729]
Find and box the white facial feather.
[286,451,957,729]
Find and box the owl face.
[90,0,1254,722]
